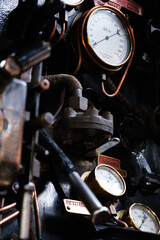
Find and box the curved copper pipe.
[101,76,148,120]
[73,19,83,75]
[54,88,65,119]
[112,216,128,228]
[101,37,135,97]
[79,5,135,97]
[51,22,66,48]
[48,20,57,41]
[101,11,135,97]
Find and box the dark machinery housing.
[0,0,160,239]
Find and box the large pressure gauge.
[123,203,160,234]
[82,164,126,202]
[71,5,135,72]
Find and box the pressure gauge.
[71,5,135,72]
[63,0,84,6]
[82,164,126,202]
[123,203,160,234]
[86,7,131,67]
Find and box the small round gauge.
[78,6,135,71]
[63,0,84,6]
[126,203,160,234]
[82,164,126,201]
[95,164,125,196]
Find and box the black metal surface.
[0,0,160,239]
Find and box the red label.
[98,154,127,178]
[94,0,143,16]
[117,168,127,178]
[98,154,121,168]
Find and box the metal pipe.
[0,202,16,213]
[0,41,51,78]
[112,216,128,228]
[40,129,111,225]
[19,182,34,240]
[0,210,19,226]
[42,74,83,94]
[34,184,42,240]
[69,171,110,225]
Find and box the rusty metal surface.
[0,79,27,189]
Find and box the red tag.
[98,154,127,178]
[94,0,143,16]
[117,168,127,178]
[98,154,121,168]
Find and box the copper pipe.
[101,23,135,97]
[51,22,65,48]
[32,79,50,93]
[0,201,18,227]
[0,198,5,237]
[73,20,83,75]
[48,20,57,41]
[34,184,42,240]
[56,22,66,44]
[54,88,65,119]
[112,216,128,228]
[101,76,148,120]
[0,202,16,213]
[79,5,135,97]
[0,210,19,226]
[101,41,134,97]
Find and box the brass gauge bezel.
[83,164,126,202]
[81,5,135,71]
[63,0,84,6]
[124,203,160,234]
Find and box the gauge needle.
[93,30,120,46]
[139,218,145,229]
[139,211,148,229]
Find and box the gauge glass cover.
[63,0,83,5]
[86,8,131,66]
[130,204,160,233]
[95,165,125,196]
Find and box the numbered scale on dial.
[71,5,135,72]
[123,203,160,234]
[81,164,126,202]
[87,8,131,67]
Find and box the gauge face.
[86,8,132,66]
[130,203,160,234]
[63,0,84,6]
[95,165,125,196]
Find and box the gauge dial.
[63,0,84,6]
[129,203,160,234]
[86,7,132,67]
[83,164,126,201]
[95,164,125,196]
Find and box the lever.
[40,129,111,225]
[0,41,51,78]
